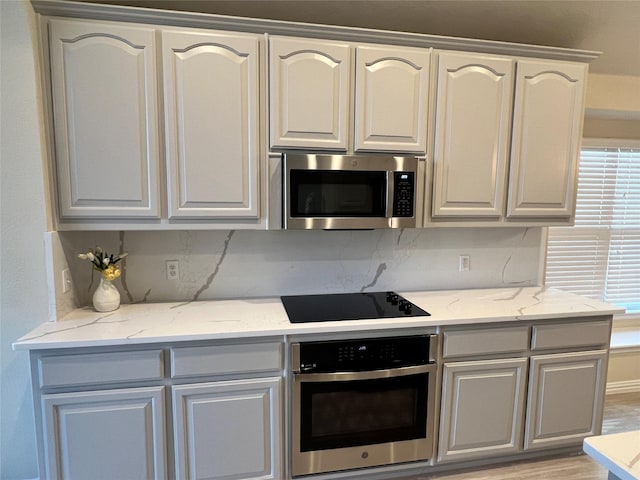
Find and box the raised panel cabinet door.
[172,377,282,480]
[354,44,430,152]
[438,358,527,463]
[270,36,350,150]
[525,350,607,450]
[507,59,587,218]
[49,19,160,219]
[163,29,261,219]
[41,386,166,480]
[432,52,514,218]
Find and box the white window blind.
[545,142,640,313]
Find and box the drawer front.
[38,350,164,388]
[531,320,611,351]
[443,326,529,358]
[171,342,282,379]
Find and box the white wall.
[0,1,49,478]
[585,73,640,115]
[583,72,640,139]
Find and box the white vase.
[92,276,121,312]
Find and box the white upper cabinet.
[432,52,514,217]
[269,36,351,150]
[270,36,431,153]
[162,29,261,219]
[49,18,161,219]
[507,59,587,218]
[43,11,591,229]
[354,45,430,152]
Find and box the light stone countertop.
[13,287,624,351]
[584,431,640,480]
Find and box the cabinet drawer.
[170,342,282,379]
[531,320,611,351]
[443,326,529,358]
[38,350,164,388]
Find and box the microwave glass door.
[290,170,386,217]
[299,372,428,452]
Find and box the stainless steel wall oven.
[291,334,438,476]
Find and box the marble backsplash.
[51,227,544,319]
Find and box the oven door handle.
[293,363,435,382]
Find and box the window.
[545,140,640,314]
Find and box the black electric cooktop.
[281,291,430,323]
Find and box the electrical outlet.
[166,260,180,281]
[459,255,470,272]
[62,268,72,293]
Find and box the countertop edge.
[12,287,624,351]
[583,434,640,480]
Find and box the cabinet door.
[438,358,527,463]
[49,19,160,219]
[172,377,282,480]
[525,350,607,450]
[507,59,587,218]
[270,36,350,150]
[432,52,514,218]
[163,29,261,219]
[41,386,166,480]
[354,45,430,152]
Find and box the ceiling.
[77,0,640,76]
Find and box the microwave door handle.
[386,170,394,219]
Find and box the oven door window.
[290,170,386,217]
[299,372,428,451]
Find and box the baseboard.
[606,379,640,394]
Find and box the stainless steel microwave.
[283,153,423,230]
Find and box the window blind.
[545,144,640,313]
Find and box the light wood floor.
[398,392,640,480]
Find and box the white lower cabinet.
[41,386,166,480]
[32,342,283,480]
[30,322,610,480]
[524,350,608,450]
[438,319,611,467]
[172,378,282,480]
[438,358,527,462]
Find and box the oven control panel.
[293,335,436,373]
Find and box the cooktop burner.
[281,291,430,323]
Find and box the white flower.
[78,246,127,277]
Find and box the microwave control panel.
[392,172,415,217]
